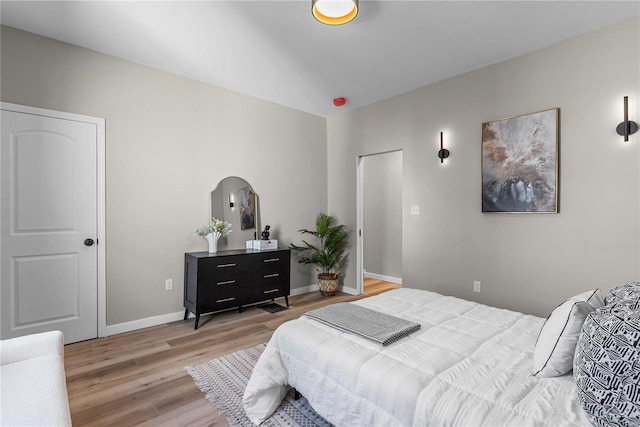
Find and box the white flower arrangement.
[194,217,232,237]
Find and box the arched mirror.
[211,176,260,250]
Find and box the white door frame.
[356,149,403,295]
[1,102,107,338]
[356,156,364,295]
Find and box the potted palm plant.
[290,213,348,296]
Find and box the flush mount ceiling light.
[312,0,358,25]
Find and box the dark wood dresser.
[183,248,291,329]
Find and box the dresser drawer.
[197,272,249,289]
[199,255,250,283]
[249,281,288,301]
[199,293,242,313]
[250,251,290,285]
[252,269,289,288]
[197,279,244,300]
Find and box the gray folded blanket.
[303,302,421,346]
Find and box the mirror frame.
[210,176,260,251]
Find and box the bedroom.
[1,1,639,425]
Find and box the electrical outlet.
[165,278,173,291]
[473,280,481,293]
[410,205,420,215]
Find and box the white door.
[1,104,104,344]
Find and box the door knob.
[84,238,95,246]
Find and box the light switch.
[410,205,420,215]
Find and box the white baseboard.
[292,284,358,296]
[364,271,402,285]
[106,290,312,337]
[105,285,359,337]
[105,310,186,336]
[290,285,317,296]
[340,285,358,295]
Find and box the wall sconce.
[616,96,638,142]
[229,194,234,209]
[437,131,450,163]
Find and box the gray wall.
[328,18,640,317]
[363,151,402,280]
[2,18,639,325]
[1,26,327,326]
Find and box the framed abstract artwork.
[481,108,559,213]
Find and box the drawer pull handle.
[217,280,236,286]
[217,263,236,268]
[216,297,235,303]
[263,289,279,294]
[264,273,280,279]
[263,258,280,263]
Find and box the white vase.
[205,232,221,253]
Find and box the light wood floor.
[64,278,401,426]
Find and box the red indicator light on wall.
[333,97,346,107]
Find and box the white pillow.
[532,289,603,377]
[569,289,604,308]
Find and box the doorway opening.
[356,150,403,295]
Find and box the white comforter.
[243,288,590,426]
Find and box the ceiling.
[1,1,639,118]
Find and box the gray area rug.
[186,343,332,427]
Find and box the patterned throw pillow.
[574,304,640,427]
[605,281,640,305]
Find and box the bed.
[243,287,592,426]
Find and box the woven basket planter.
[317,271,340,297]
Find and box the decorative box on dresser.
[183,248,291,329]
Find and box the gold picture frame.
[481,108,559,213]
